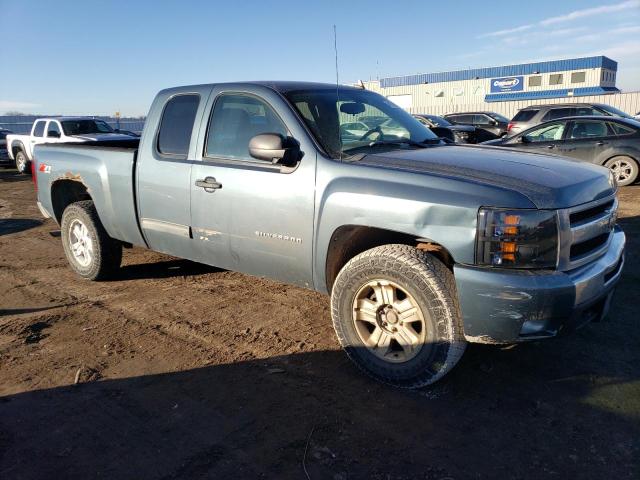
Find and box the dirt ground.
[0,167,638,479]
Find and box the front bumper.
[454,227,625,343]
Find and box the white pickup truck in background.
[6,117,137,173]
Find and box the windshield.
[489,113,509,123]
[61,120,114,136]
[598,104,633,119]
[284,88,438,158]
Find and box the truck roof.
[35,116,108,122]
[160,81,363,95]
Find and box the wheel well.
[51,180,92,224]
[12,143,25,156]
[325,225,454,292]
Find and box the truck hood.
[72,133,137,141]
[357,145,614,209]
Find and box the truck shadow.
[0,343,638,479]
[0,218,43,236]
[113,258,223,281]
[0,169,30,182]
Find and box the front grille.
[569,200,614,225]
[570,233,609,259]
[558,195,617,271]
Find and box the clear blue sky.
[1,0,638,116]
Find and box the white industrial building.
[362,56,640,118]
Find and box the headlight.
[476,208,559,268]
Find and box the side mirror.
[249,133,300,166]
[47,131,60,138]
[520,135,530,144]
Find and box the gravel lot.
[0,167,638,479]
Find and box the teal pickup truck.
[33,82,625,387]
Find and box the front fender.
[312,163,536,293]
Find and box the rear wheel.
[61,200,122,280]
[330,244,466,388]
[15,150,29,174]
[605,156,639,187]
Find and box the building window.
[549,74,563,85]
[571,71,586,84]
[528,75,542,87]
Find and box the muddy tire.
[15,149,30,174]
[60,200,122,280]
[331,244,466,388]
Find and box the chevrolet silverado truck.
[33,82,625,387]
[7,117,136,173]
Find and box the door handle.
[596,141,606,146]
[546,145,555,149]
[195,176,222,191]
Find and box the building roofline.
[379,56,617,89]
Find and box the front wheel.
[15,150,30,174]
[61,200,122,280]
[605,156,639,187]
[331,244,466,388]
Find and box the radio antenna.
[333,24,342,160]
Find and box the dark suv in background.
[0,129,13,162]
[443,111,509,140]
[413,114,477,143]
[508,103,634,136]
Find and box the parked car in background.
[413,114,476,143]
[340,117,410,142]
[0,129,13,163]
[33,81,624,388]
[484,116,640,186]
[6,117,138,173]
[508,103,635,136]
[443,111,509,140]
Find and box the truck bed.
[34,141,147,248]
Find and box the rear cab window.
[32,121,46,137]
[157,94,200,157]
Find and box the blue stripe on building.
[380,56,617,89]
[484,86,620,102]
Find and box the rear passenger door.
[189,87,317,287]
[559,119,615,163]
[136,87,212,260]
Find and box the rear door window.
[157,94,200,156]
[512,110,538,122]
[542,108,575,121]
[450,114,472,124]
[32,121,46,137]
[567,120,611,139]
